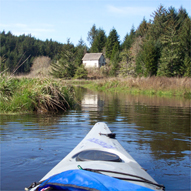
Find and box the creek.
[0,88,190,191]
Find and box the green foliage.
[137,39,159,76]
[110,42,120,61]
[136,18,149,37]
[0,77,76,113]
[50,50,76,79]
[75,38,87,67]
[134,5,190,77]
[90,29,107,53]
[50,38,88,79]
[1,5,190,78]
[157,18,183,77]
[87,24,98,46]
[0,31,62,74]
[122,26,136,50]
[148,5,168,41]
[182,55,191,77]
[109,51,121,76]
[74,64,88,79]
[106,28,120,59]
[118,49,136,77]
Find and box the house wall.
[83,55,105,68]
[83,60,99,68]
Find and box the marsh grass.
[0,77,75,114]
[80,77,191,98]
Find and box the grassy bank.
[0,77,76,114]
[75,77,191,99]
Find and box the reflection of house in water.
[81,93,104,111]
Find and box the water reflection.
[1,88,190,191]
[79,91,191,190]
[80,91,190,158]
[81,93,104,111]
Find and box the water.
[0,89,190,191]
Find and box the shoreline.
[71,77,191,99]
[1,76,190,114]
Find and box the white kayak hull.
[28,122,164,191]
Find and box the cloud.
[0,23,55,38]
[107,5,154,16]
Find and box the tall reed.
[81,77,191,98]
[0,77,76,114]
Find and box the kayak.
[26,122,165,191]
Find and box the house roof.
[82,53,103,61]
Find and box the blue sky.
[0,0,191,47]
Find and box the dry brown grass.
[118,76,191,91]
[91,76,191,97]
[29,56,51,77]
[86,68,105,79]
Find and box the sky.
[0,0,191,47]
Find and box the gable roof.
[82,53,103,61]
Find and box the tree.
[136,18,149,37]
[118,49,136,77]
[105,28,120,59]
[90,29,107,53]
[50,50,75,78]
[87,24,98,46]
[109,51,121,76]
[110,42,120,61]
[157,13,183,77]
[50,41,76,78]
[179,17,191,76]
[75,38,87,67]
[0,31,63,74]
[74,64,88,79]
[122,26,135,50]
[148,5,168,41]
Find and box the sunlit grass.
[0,77,76,114]
[78,77,191,98]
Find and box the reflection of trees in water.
[85,91,190,160]
[1,88,190,160]
[0,114,61,127]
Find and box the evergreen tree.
[75,38,87,67]
[74,64,88,79]
[87,24,98,46]
[157,13,183,77]
[118,49,136,77]
[140,39,159,76]
[0,31,63,74]
[122,26,136,50]
[106,28,120,59]
[50,40,76,78]
[136,18,149,37]
[109,51,121,76]
[111,42,120,61]
[179,16,191,77]
[90,29,107,53]
[50,50,75,78]
[148,5,168,41]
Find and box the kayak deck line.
[80,168,165,190]
[26,122,165,191]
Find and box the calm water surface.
[0,89,190,191]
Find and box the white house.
[82,53,106,68]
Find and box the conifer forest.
[0,5,191,78]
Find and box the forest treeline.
[0,5,191,78]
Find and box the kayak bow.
[26,122,165,191]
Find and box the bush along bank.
[79,77,191,99]
[0,77,76,114]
